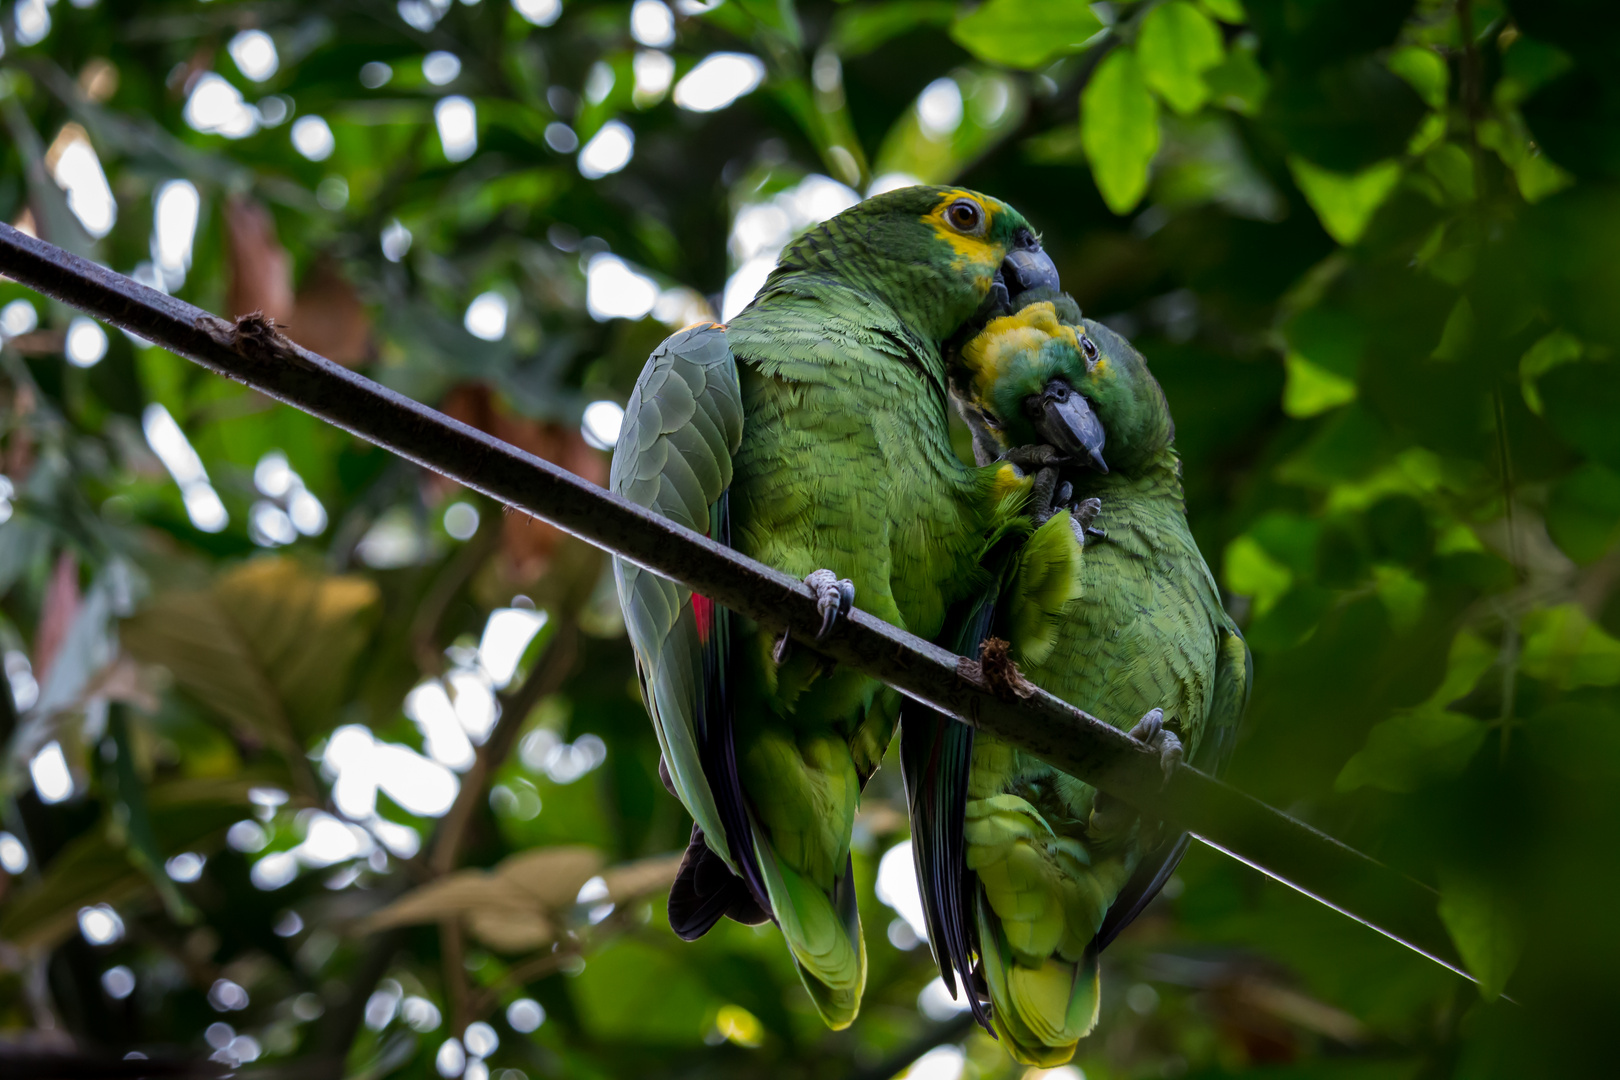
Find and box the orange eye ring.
[945,199,984,234]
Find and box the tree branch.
[0,223,1469,983]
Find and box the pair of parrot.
[609,185,1248,1064]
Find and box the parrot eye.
[1080,335,1099,365]
[945,199,985,234]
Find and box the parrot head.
[954,293,1174,476]
[768,185,1059,342]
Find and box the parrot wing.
[901,509,1083,1036]
[609,323,768,935]
[1095,621,1250,950]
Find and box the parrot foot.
[1000,443,1067,474]
[774,569,855,663]
[1030,465,1061,525]
[1129,707,1184,786]
[1070,497,1105,546]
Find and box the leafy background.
[2,0,1619,1077]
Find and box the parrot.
[609,186,1072,1029]
[901,291,1250,1065]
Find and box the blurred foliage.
[1,0,1619,1078]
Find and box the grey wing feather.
[610,323,744,862]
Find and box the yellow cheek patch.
[923,189,1005,279]
[959,301,1081,401]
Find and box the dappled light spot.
[229,30,279,82]
[153,180,200,289]
[291,115,335,161]
[512,0,560,28]
[464,291,508,341]
[506,998,545,1033]
[673,53,765,113]
[581,400,624,450]
[578,121,634,179]
[905,1043,965,1080]
[49,126,116,238]
[630,0,674,48]
[166,852,205,882]
[435,97,477,162]
[585,253,656,319]
[102,965,135,1000]
[30,741,74,804]
[78,904,123,946]
[143,404,228,532]
[423,51,461,86]
[185,73,260,138]
[65,317,107,367]
[875,840,929,940]
[917,77,965,140]
[0,831,28,874]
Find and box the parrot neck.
[1076,445,1184,506]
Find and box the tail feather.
[755,838,865,1029]
[668,823,769,941]
[977,893,1100,1067]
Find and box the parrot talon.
[1069,497,1103,545]
[1029,466,1061,525]
[1128,707,1184,786]
[1000,443,1067,474]
[804,569,856,643]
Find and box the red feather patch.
[691,593,714,644]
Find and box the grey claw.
[1001,443,1067,473]
[1128,708,1182,787]
[1070,497,1103,546]
[805,569,855,643]
[1055,480,1073,506]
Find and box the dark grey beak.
[1033,379,1107,474]
[1002,247,1060,298]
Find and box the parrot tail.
[977,895,1100,1068]
[964,777,1132,1067]
[754,839,866,1029]
[667,823,769,940]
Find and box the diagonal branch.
[0,223,1468,983]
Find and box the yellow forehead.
[959,301,1079,400]
[923,188,1007,271]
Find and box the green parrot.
[609,186,1071,1028]
[902,294,1250,1065]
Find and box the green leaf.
[1198,0,1246,23]
[951,0,1103,69]
[1388,45,1448,110]
[1519,603,1620,689]
[122,558,380,754]
[1081,48,1161,214]
[1335,711,1486,793]
[1287,156,1404,245]
[1518,328,1584,414]
[1438,868,1523,1000]
[1283,353,1358,417]
[1137,1,1226,115]
[1203,38,1269,115]
[1222,534,1293,616]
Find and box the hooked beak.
[988,246,1060,315]
[1033,379,1107,474]
[1002,247,1061,296]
